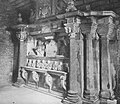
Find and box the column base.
[12,76,25,87]
[107,99,117,104]
[100,90,111,99]
[82,99,117,104]
[63,90,80,104]
[84,90,99,101]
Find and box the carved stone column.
[63,17,81,104]
[79,27,84,99]
[84,17,99,101]
[93,32,100,97]
[14,25,28,85]
[116,25,120,98]
[98,16,115,99]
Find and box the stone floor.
[0,85,63,104]
[0,85,118,104]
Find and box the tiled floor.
[0,85,63,104]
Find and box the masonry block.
[84,0,96,4]
[0,31,14,87]
[109,0,118,3]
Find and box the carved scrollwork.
[21,68,28,80]
[32,71,39,82]
[60,75,67,90]
[45,72,53,92]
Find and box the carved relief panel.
[29,0,52,23]
[36,0,52,19]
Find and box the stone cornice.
[57,10,118,19]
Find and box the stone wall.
[0,29,14,86]
[0,1,17,87]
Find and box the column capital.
[97,16,115,39]
[16,24,29,41]
[85,17,98,40]
[64,17,81,38]
[17,31,28,41]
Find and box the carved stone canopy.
[13,10,118,41]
